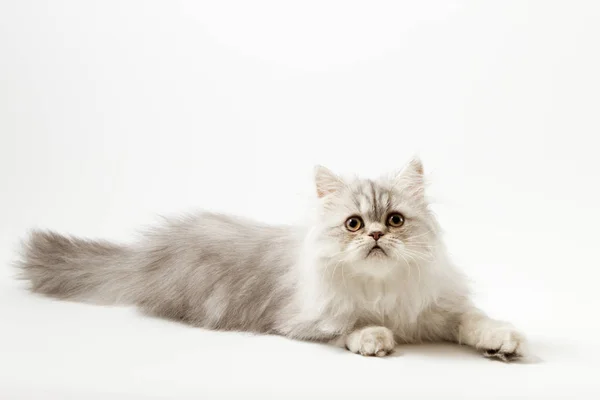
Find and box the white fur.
[279,160,526,359]
[19,159,526,360]
[346,326,395,356]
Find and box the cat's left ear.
[314,165,344,198]
[393,157,425,201]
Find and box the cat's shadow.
[341,342,543,364]
[391,342,481,359]
[103,307,545,364]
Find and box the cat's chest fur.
[317,268,441,337]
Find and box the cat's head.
[313,158,437,277]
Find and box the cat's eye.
[345,216,363,232]
[387,213,405,227]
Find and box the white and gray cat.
[17,159,526,360]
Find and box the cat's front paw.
[346,326,395,357]
[476,322,527,362]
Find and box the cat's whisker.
[328,253,352,280]
[405,230,433,240]
[404,250,435,262]
[403,253,422,283]
[397,250,413,269]
[325,245,366,284]
[404,248,433,260]
[341,263,348,290]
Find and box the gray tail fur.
[16,230,140,304]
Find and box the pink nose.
[370,231,384,241]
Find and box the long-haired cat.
[17,158,526,360]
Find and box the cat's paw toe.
[349,326,395,357]
[483,348,519,362]
[477,324,526,362]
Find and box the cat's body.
[17,159,526,359]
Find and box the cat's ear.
[314,165,344,198]
[405,157,424,176]
[393,157,425,201]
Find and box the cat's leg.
[344,326,395,357]
[455,308,527,361]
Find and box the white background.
[1,1,599,398]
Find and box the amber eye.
[345,216,363,232]
[387,213,405,227]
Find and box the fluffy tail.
[17,230,140,304]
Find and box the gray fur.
[16,160,527,359]
[19,213,299,333]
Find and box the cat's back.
[152,211,300,252]
[135,211,302,330]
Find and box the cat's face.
[314,159,436,276]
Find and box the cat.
[17,158,526,360]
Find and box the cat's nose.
[370,231,384,241]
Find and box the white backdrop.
[1,1,599,399]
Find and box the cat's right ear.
[314,165,344,198]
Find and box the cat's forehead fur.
[327,178,409,221]
[317,162,427,224]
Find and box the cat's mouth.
[367,245,386,256]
